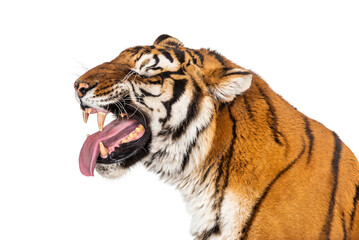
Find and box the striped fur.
[74,35,359,239]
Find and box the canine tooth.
[86,108,92,114]
[82,111,89,123]
[121,139,127,143]
[87,134,90,138]
[120,113,126,117]
[135,125,144,133]
[97,112,107,131]
[99,141,109,157]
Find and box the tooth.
[135,125,144,133]
[128,132,137,140]
[120,113,126,118]
[86,108,92,114]
[87,134,90,138]
[121,139,127,144]
[99,141,109,157]
[97,112,107,131]
[82,111,89,123]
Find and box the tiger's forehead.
[112,45,191,76]
[111,44,240,84]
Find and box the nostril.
[79,87,88,95]
[75,82,90,97]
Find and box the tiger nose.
[74,82,90,97]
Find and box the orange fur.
[75,35,359,239]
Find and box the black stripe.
[180,139,195,172]
[148,54,160,68]
[208,49,226,67]
[223,71,251,77]
[350,184,359,230]
[243,95,254,120]
[199,224,220,240]
[304,117,314,164]
[148,79,163,85]
[146,150,167,169]
[171,48,185,63]
[158,49,174,63]
[166,41,180,47]
[160,79,187,124]
[129,46,143,56]
[180,109,213,172]
[129,82,145,105]
[186,49,197,65]
[148,66,163,71]
[193,50,204,66]
[241,142,306,240]
[221,104,236,193]
[201,163,214,184]
[321,131,342,239]
[172,81,202,140]
[139,88,161,97]
[342,212,347,240]
[154,34,172,45]
[206,102,237,239]
[128,83,153,110]
[256,84,283,145]
[158,68,185,80]
[135,48,151,62]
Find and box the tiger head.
[74,34,252,178]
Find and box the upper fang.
[97,112,107,131]
[82,111,89,123]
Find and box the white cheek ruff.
[145,95,214,178]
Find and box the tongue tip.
[80,167,95,176]
[79,161,95,176]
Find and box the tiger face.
[74,34,252,178]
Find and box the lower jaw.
[95,128,151,168]
[95,163,128,178]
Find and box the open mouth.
[78,104,151,176]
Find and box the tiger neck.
[143,94,216,182]
[144,76,300,238]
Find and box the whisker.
[124,103,147,126]
[69,73,82,77]
[116,101,129,117]
[74,59,89,72]
[121,69,136,82]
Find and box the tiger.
[74,34,359,239]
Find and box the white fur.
[210,69,252,102]
[134,53,180,77]
[220,191,255,240]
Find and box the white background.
[1,1,358,239]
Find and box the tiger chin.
[74,34,359,239]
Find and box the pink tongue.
[79,118,137,176]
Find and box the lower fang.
[99,141,109,157]
[120,113,126,117]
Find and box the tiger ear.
[154,34,184,47]
[208,68,253,102]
